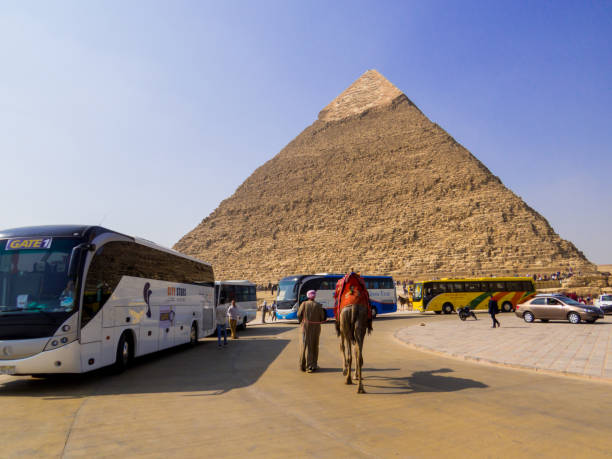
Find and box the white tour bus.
[214,280,257,328]
[0,225,216,375]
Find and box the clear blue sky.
[1,1,611,263]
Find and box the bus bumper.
[276,310,297,320]
[0,340,82,375]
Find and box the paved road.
[397,313,612,380]
[1,314,611,458]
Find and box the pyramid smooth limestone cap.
[318,69,405,122]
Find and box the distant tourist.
[271,301,277,322]
[488,294,500,328]
[216,301,228,348]
[227,299,240,339]
[261,300,268,323]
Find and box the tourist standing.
[216,301,228,348]
[297,290,326,373]
[271,301,277,322]
[227,299,240,339]
[488,294,500,328]
[261,300,268,324]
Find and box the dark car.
[515,294,604,324]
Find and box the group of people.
[260,300,277,323]
[215,299,241,348]
[256,283,278,294]
[526,269,577,281]
[565,292,593,305]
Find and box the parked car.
[594,294,612,314]
[516,294,604,324]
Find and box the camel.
[334,273,373,394]
[398,295,411,310]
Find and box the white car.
[595,294,612,314]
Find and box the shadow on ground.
[0,335,289,399]
[365,368,488,394]
[214,325,294,337]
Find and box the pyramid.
[174,70,594,283]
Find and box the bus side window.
[82,245,122,328]
[300,278,322,302]
[320,279,334,290]
[452,283,464,293]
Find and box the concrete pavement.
[395,312,612,381]
[1,314,612,458]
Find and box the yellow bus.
[412,277,536,314]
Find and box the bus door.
[201,286,215,333]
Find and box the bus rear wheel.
[239,317,247,330]
[189,322,198,346]
[371,308,377,320]
[502,301,513,313]
[442,303,454,314]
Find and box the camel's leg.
[345,336,353,385]
[355,306,366,394]
[356,331,365,393]
[340,309,353,385]
[340,334,347,376]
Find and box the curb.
[393,328,612,385]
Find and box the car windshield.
[276,279,298,302]
[556,296,583,306]
[0,237,80,314]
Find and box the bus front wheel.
[371,308,377,320]
[442,303,454,314]
[113,332,133,373]
[502,302,513,313]
[239,317,247,330]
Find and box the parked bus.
[0,225,216,375]
[411,277,536,314]
[275,273,396,320]
[214,280,257,329]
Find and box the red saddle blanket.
[334,272,372,320]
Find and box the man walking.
[261,300,268,324]
[297,290,326,373]
[227,299,240,339]
[488,294,500,328]
[216,301,228,348]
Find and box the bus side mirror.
[68,243,96,280]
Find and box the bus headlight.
[44,333,77,351]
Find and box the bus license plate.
[0,366,16,375]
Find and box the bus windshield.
[0,238,80,315]
[413,283,422,301]
[276,279,298,302]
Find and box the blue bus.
[275,273,397,321]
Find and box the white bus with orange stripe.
[411,277,536,314]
